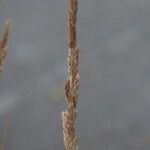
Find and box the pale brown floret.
[62,45,80,150]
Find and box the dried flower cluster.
[62,0,80,150]
[0,20,11,75]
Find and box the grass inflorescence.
[62,0,80,150]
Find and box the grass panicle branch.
[62,0,80,150]
[0,19,11,74]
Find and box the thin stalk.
[0,114,10,150]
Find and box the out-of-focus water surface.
[1,0,150,149]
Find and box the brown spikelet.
[68,0,78,49]
[62,0,80,150]
[0,19,11,74]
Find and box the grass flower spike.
[62,0,80,150]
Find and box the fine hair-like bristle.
[62,0,80,150]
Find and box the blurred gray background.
[0,0,150,149]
